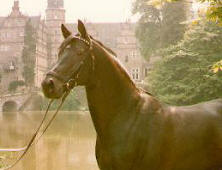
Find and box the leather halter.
[46,35,93,91]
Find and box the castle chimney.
[10,0,21,17]
[13,0,19,11]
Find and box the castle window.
[9,61,15,71]
[6,22,11,27]
[125,55,128,63]
[131,68,140,80]
[1,32,7,39]
[124,37,128,44]
[6,32,12,38]
[19,31,24,37]
[0,45,9,51]
[131,51,137,58]
[144,68,149,77]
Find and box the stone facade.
[0,1,48,93]
[115,23,148,82]
[66,22,149,82]
[0,0,148,94]
[35,20,48,88]
[46,0,65,67]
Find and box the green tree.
[148,0,222,24]
[42,88,86,111]
[133,0,187,59]
[22,19,36,86]
[161,2,187,48]
[148,20,222,105]
[8,80,25,92]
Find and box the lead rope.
[0,90,70,170]
[0,99,53,170]
[0,100,54,153]
[0,36,91,170]
[34,90,70,145]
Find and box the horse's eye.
[76,49,85,55]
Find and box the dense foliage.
[42,88,87,111]
[8,80,25,92]
[22,19,36,86]
[133,0,187,59]
[148,21,222,105]
[148,0,222,24]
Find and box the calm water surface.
[0,111,99,170]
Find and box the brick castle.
[0,0,148,94]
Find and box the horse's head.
[42,20,93,99]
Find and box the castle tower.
[10,0,22,17]
[46,0,65,66]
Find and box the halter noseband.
[46,35,93,91]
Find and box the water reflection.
[0,111,99,170]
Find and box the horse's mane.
[89,35,117,57]
[90,35,141,91]
[59,33,152,96]
[90,35,153,96]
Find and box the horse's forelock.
[58,35,74,56]
[58,34,88,56]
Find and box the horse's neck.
[85,44,140,137]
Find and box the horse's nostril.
[41,79,55,92]
[49,79,54,88]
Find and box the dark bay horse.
[41,20,222,170]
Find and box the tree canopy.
[133,0,187,59]
[147,20,222,105]
[8,80,25,92]
[148,0,222,24]
[42,91,84,111]
[22,19,36,86]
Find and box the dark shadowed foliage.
[148,21,222,105]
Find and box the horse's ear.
[61,24,71,39]
[78,20,88,38]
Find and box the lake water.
[0,111,99,170]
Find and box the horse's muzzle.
[41,78,64,99]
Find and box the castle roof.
[0,17,5,25]
[48,0,64,9]
[66,22,136,49]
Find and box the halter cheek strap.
[47,71,67,83]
